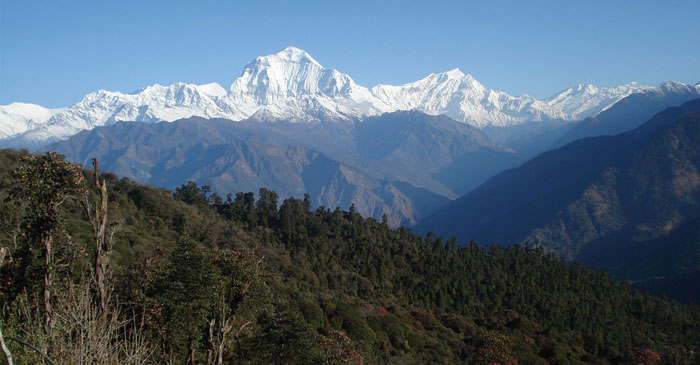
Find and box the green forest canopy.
[0,149,698,364]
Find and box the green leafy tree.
[10,151,85,331]
[173,181,210,207]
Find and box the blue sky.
[1,0,698,108]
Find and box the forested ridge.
[0,148,698,364]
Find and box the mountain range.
[4,46,700,302]
[34,70,700,229]
[3,46,687,149]
[415,98,700,288]
[47,111,508,226]
[552,81,700,148]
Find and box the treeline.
[1,149,699,364]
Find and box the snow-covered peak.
[403,69,480,90]
[0,103,62,139]
[656,80,697,94]
[441,68,467,79]
[230,46,347,102]
[545,82,653,120]
[370,69,545,127]
[1,102,55,117]
[371,69,481,111]
[129,82,228,100]
[1,81,247,147]
[264,46,322,67]
[198,82,228,97]
[227,47,388,118]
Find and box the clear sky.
[1,0,698,108]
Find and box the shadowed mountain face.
[354,110,521,195]
[51,111,522,226]
[355,112,508,171]
[552,83,700,149]
[415,99,700,283]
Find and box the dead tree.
[81,158,119,315]
[1,247,14,364]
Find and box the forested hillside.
[1,148,698,364]
[416,100,700,288]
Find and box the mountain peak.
[657,80,692,93]
[252,46,322,68]
[571,83,597,92]
[443,68,466,79]
[226,46,382,118]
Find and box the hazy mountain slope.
[415,99,700,282]
[353,110,516,195]
[355,110,508,171]
[552,82,700,148]
[47,110,516,223]
[260,110,525,199]
[190,111,509,199]
[48,117,448,226]
[433,148,524,196]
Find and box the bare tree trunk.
[43,232,54,332]
[208,255,264,364]
[189,340,196,365]
[0,247,14,365]
[0,321,13,365]
[207,320,215,364]
[82,158,118,316]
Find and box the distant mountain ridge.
[552,81,700,148]
[415,98,700,284]
[48,110,511,226]
[1,46,677,148]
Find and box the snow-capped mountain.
[4,82,239,146]
[544,82,654,120]
[372,69,555,128]
[229,46,387,120]
[0,103,63,139]
[371,69,657,128]
[551,80,700,148]
[1,46,690,148]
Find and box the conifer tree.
[155,237,217,364]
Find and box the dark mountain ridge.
[416,99,700,284]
